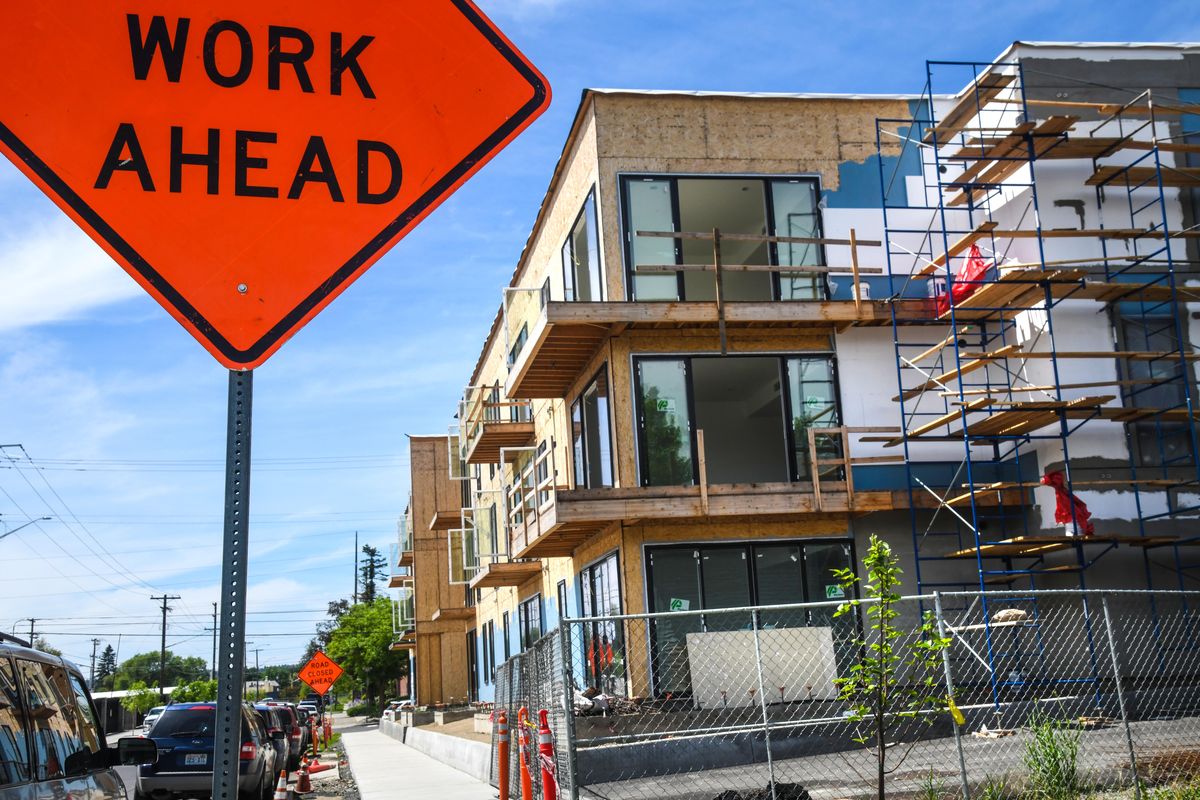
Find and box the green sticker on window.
[668,598,690,611]
[656,398,676,414]
[825,584,845,599]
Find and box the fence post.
[558,622,579,800]
[934,593,970,800]
[1100,594,1141,799]
[750,609,778,800]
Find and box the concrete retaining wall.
[377,721,490,783]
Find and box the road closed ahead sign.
[298,651,344,696]
[0,2,550,368]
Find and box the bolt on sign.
[0,1,550,368]
[298,651,344,696]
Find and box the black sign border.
[0,0,549,365]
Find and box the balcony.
[509,300,915,400]
[390,582,414,651]
[505,430,1027,559]
[459,385,535,464]
[387,514,414,588]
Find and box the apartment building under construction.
[391,41,1200,706]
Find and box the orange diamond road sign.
[0,2,550,368]
[298,651,344,696]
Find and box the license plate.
[185,754,207,766]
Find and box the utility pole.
[151,594,181,701]
[27,618,36,644]
[211,603,218,681]
[90,638,101,686]
[353,530,359,604]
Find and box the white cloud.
[0,215,142,332]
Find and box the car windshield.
[151,706,217,738]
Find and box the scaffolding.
[875,58,1200,701]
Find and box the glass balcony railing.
[458,384,534,464]
[392,581,414,637]
[503,279,551,369]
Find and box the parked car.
[291,706,313,752]
[0,632,157,800]
[136,701,280,800]
[252,705,289,779]
[142,706,166,734]
[263,703,302,770]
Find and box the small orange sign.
[0,1,550,368]
[298,651,344,696]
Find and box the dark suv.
[263,704,302,770]
[137,702,280,800]
[0,633,156,800]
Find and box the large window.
[518,594,543,651]
[563,190,604,301]
[466,630,479,703]
[646,540,853,694]
[16,659,101,780]
[1117,315,1197,470]
[622,176,825,302]
[579,553,624,692]
[634,355,841,486]
[0,657,30,787]
[572,367,614,488]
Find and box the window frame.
[632,352,842,487]
[562,187,605,302]
[570,364,616,489]
[517,594,543,651]
[618,174,827,303]
[0,654,32,788]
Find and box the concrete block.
[473,712,492,735]
[403,726,490,783]
[432,709,475,725]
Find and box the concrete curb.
[377,721,490,783]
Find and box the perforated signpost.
[0,4,549,799]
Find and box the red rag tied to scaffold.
[1040,471,1095,536]
[937,243,993,316]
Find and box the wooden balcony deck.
[505,300,920,399]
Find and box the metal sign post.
[214,370,253,800]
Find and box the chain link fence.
[491,628,574,799]
[490,590,1200,800]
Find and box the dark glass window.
[1117,315,1196,469]
[0,657,31,786]
[571,367,614,488]
[16,660,100,779]
[645,540,853,695]
[635,355,840,486]
[622,176,826,302]
[580,553,624,693]
[562,190,604,302]
[517,595,543,651]
[502,612,511,661]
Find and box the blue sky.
[2,0,1197,672]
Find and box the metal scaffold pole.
[213,370,253,800]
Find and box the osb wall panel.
[410,436,466,625]
[592,93,910,302]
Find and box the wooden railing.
[806,426,903,511]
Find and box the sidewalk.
[341,728,493,800]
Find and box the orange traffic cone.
[272,771,288,800]
[517,707,533,800]
[296,758,313,794]
[537,710,559,800]
[495,711,510,800]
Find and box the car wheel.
[133,789,151,800]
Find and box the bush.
[1023,708,1083,800]
[345,702,381,717]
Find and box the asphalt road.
[115,766,136,799]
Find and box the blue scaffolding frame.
[874,58,1200,705]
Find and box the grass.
[1023,709,1084,800]
[918,769,949,800]
[1147,777,1200,800]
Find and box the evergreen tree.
[358,544,387,603]
[96,645,118,688]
